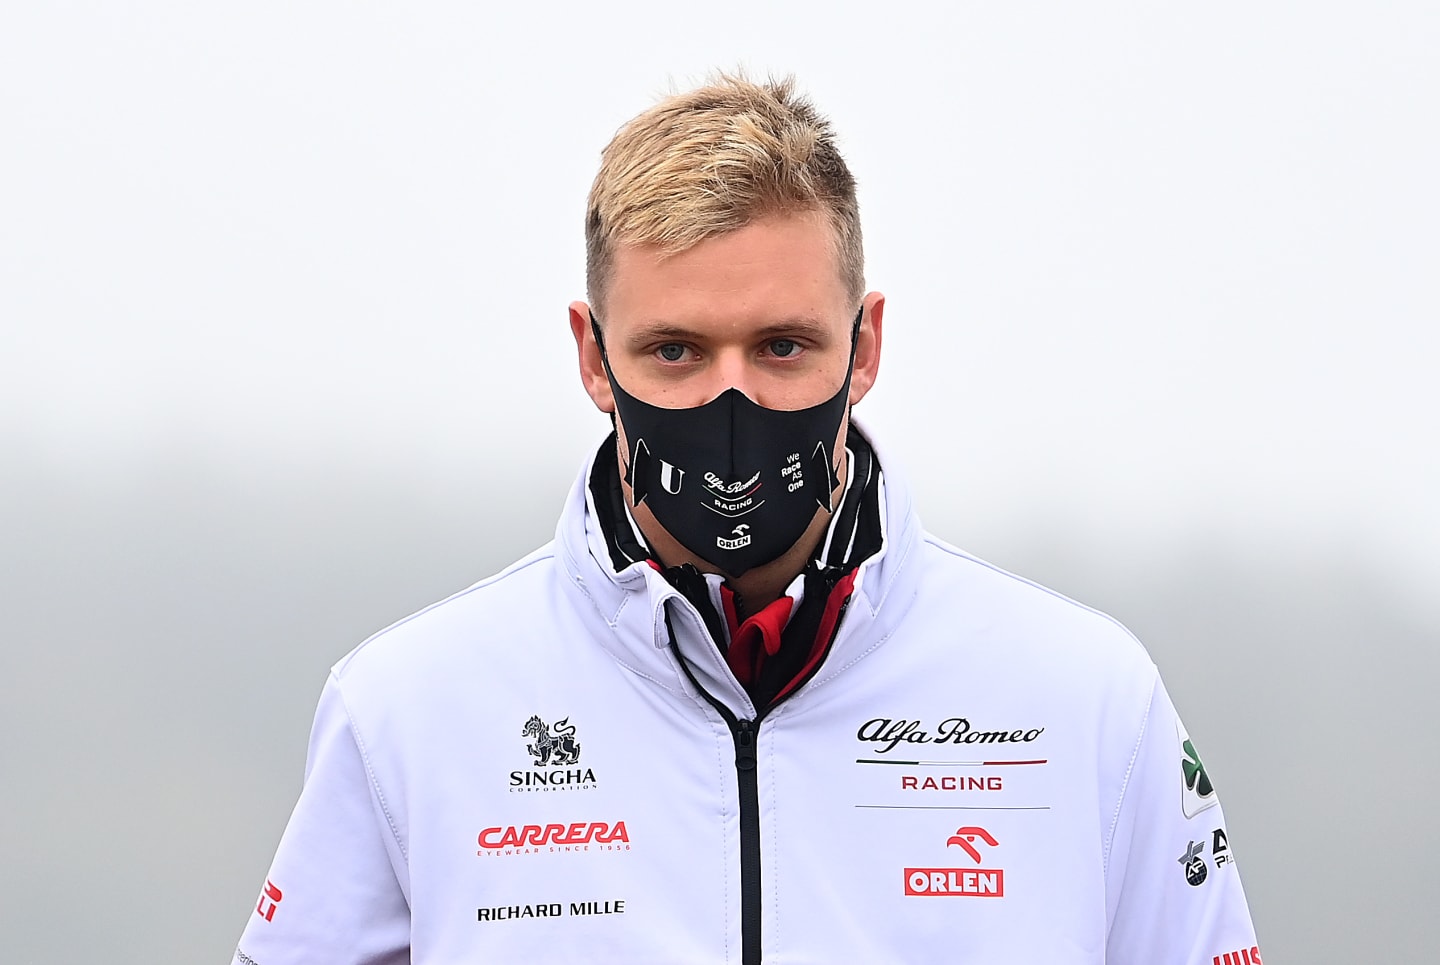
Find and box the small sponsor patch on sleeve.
[1178,721,1220,819]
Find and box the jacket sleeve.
[1104,677,1262,965]
[231,674,411,965]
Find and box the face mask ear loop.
[590,312,624,444]
[590,312,612,365]
[838,306,863,393]
[826,306,865,511]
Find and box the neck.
[628,451,848,619]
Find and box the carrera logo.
[858,717,1044,754]
[479,821,629,848]
[904,826,1005,897]
[477,821,630,855]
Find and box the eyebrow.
[623,317,835,347]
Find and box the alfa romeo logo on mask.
[701,468,765,520]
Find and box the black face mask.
[592,310,862,576]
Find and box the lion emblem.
[522,715,581,766]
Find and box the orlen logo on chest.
[904,826,1005,897]
[904,867,1005,897]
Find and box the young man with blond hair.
[234,74,1259,965]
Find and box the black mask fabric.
[593,311,861,576]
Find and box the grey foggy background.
[1,2,1436,963]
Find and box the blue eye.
[770,339,799,358]
[658,343,686,362]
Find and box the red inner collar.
[720,587,796,688]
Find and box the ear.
[569,300,615,413]
[847,291,885,405]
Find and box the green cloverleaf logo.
[1182,739,1213,799]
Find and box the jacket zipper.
[663,594,852,965]
[733,717,762,965]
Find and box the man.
[234,75,1259,964]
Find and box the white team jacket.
[234,438,1260,965]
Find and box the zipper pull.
[735,719,757,772]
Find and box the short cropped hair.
[585,72,864,315]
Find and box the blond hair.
[585,73,863,314]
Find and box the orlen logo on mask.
[717,524,752,551]
[904,826,1005,897]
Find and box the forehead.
[604,211,851,328]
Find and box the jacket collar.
[554,418,923,710]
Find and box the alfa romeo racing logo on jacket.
[857,716,1045,754]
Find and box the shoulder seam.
[334,671,410,864]
[921,535,1147,650]
[1104,672,1159,879]
[334,547,557,677]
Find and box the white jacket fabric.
[233,438,1260,965]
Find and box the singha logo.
[522,715,581,766]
